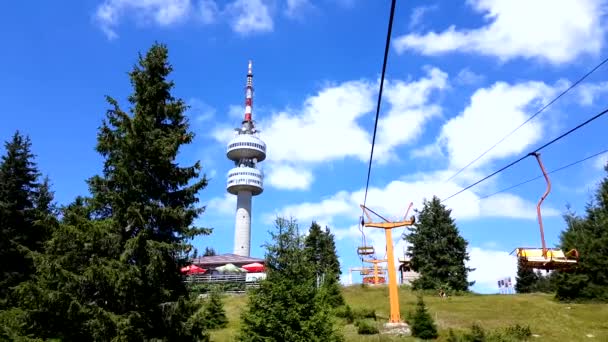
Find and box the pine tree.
[404,196,474,292]
[304,222,344,307]
[409,295,438,340]
[515,258,538,293]
[555,166,608,301]
[6,43,213,340]
[238,217,343,342]
[203,247,217,256]
[203,288,228,329]
[0,131,53,306]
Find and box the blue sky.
[1,0,608,294]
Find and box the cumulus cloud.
[95,0,192,39]
[467,247,517,293]
[207,193,236,215]
[284,0,316,19]
[576,81,608,106]
[267,170,559,226]
[436,80,561,170]
[456,68,485,86]
[94,0,275,39]
[212,67,449,190]
[266,164,313,190]
[225,0,274,34]
[408,5,438,30]
[394,0,607,64]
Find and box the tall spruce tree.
[238,217,343,342]
[86,42,211,338]
[515,258,538,293]
[304,222,344,307]
[404,196,474,292]
[0,131,54,306]
[554,165,608,302]
[5,43,212,340]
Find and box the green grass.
[209,285,608,341]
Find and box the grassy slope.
[210,285,608,341]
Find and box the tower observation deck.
[226,60,266,257]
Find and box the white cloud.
[409,5,438,30]
[198,0,219,24]
[594,154,608,170]
[576,81,608,106]
[94,0,275,38]
[436,80,560,170]
[284,0,315,19]
[456,68,485,86]
[94,0,192,39]
[394,0,607,64]
[207,193,236,215]
[266,164,313,190]
[226,0,274,35]
[212,67,449,190]
[268,170,558,227]
[467,247,517,293]
[188,98,216,122]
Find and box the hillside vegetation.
[211,285,608,341]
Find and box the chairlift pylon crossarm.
[360,204,416,229]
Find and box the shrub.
[410,295,438,340]
[447,323,533,341]
[352,307,376,320]
[355,319,379,335]
[333,305,354,324]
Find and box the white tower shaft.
[234,190,252,256]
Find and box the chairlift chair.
[514,152,579,271]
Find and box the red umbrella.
[242,262,265,272]
[181,264,206,274]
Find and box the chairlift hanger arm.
[360,204,415,228]
[529,152,550,256]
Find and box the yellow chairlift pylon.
[360,202,415,324]
[513,152,579,271]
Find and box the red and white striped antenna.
[244,60,254,123]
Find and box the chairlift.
[357,215,376,257]
[514,152,579,271]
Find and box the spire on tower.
[244,60,254,123]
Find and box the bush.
[352,307,376,320]
[355,319,379,335]
[447,323,533,341]
[333,305,354,324]
[410,295,438,340]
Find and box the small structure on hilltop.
[398,256,419,286]
[183,253,266,291]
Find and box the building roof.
[192,253,265,267]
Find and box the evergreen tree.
[203,288,228,329]
[515,258,538,293]
[203,247,217,256]
[555,166,608,301]
[0,131,54,306]
[404,196,474,292]
[304,222,344,307]
[238,217,343,342]
[7,43,212,340]
[409,295,438,340]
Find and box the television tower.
[226,60,266,257]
